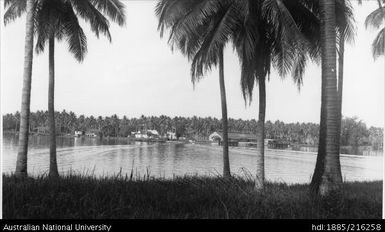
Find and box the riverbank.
[2,174,382,219]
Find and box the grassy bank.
[2,174,382,219]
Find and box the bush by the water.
[2,174,382,219]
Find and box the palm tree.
[230,0,324,189]
[156,0,352,189]
[4,0,35,177]
[336,0,355,170]
[5,0,126,177]
[155,0,322,185]
[310,0,342,196]
[158,0,307,185]
[156,0,237,177]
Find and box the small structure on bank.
[209,131,257,147]
[166,131,177,140]
[35,126,49,135]
[74,130,83,137]
[131,129,160,139]
[209,131,290,149]
[85,129,99,137]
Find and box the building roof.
[147,130,159,135]
[210,131,257,141]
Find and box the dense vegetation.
[3,111,383,149]
[3,174,381,219]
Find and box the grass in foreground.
[2,174,382,219]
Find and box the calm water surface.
[2,133,383,184]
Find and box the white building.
[74,131,83,137]
[85,132,97,137]
[147,129,159,138]
[166,131,177,140]
[209,132,222,142]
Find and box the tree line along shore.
[3,111,383,156]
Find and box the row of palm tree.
[4,0,382,197]
[6,111,381,151]
[4,0,126,177]
[156,0,357,194]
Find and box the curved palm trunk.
[15,0,35,177]
[218,48,231,178]
[255,77,266,189]
[48,37,59,177]
[310,0,342,196]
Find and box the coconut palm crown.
[4,0,126,61]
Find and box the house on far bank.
[266,139,290,149]
[166,131,177,140]
[209,132,222,142]
[131,129,160,139]
[74,130,83,137]
[208,131,290,149]
[132,131,148,139]
[209,131,257,147]
[147,130,159,138]
[85,129,99,137]
[36,126,49,135]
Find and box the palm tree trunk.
[48,37,59,177]
[310,0,342,196]
[15,0,35,177]
[218,48,230,178]
[255,77,266,189]
[336,30,345,160]
[311,67,327,193]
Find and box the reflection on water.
[2,133,383,184]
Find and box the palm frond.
[4,0,26,25]
[365,7,385,30]
[372,27,385,59]
[69,0,112,41]
[190,2,238,83]
[89,0,126,26]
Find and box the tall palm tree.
[5,0,126,177]
[4,0,35,177]
[156,0,352,189]
[231,0,324,189]
[156,0,238,177]
[336,0,355,171]
[310,0,342,196]
[156,0,323,185]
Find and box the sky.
[0,0,384,127]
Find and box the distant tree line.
[3,111,383,150]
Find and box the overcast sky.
[1,1,384,127]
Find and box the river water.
[2,133,383,184]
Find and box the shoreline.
[3,130,382,158]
